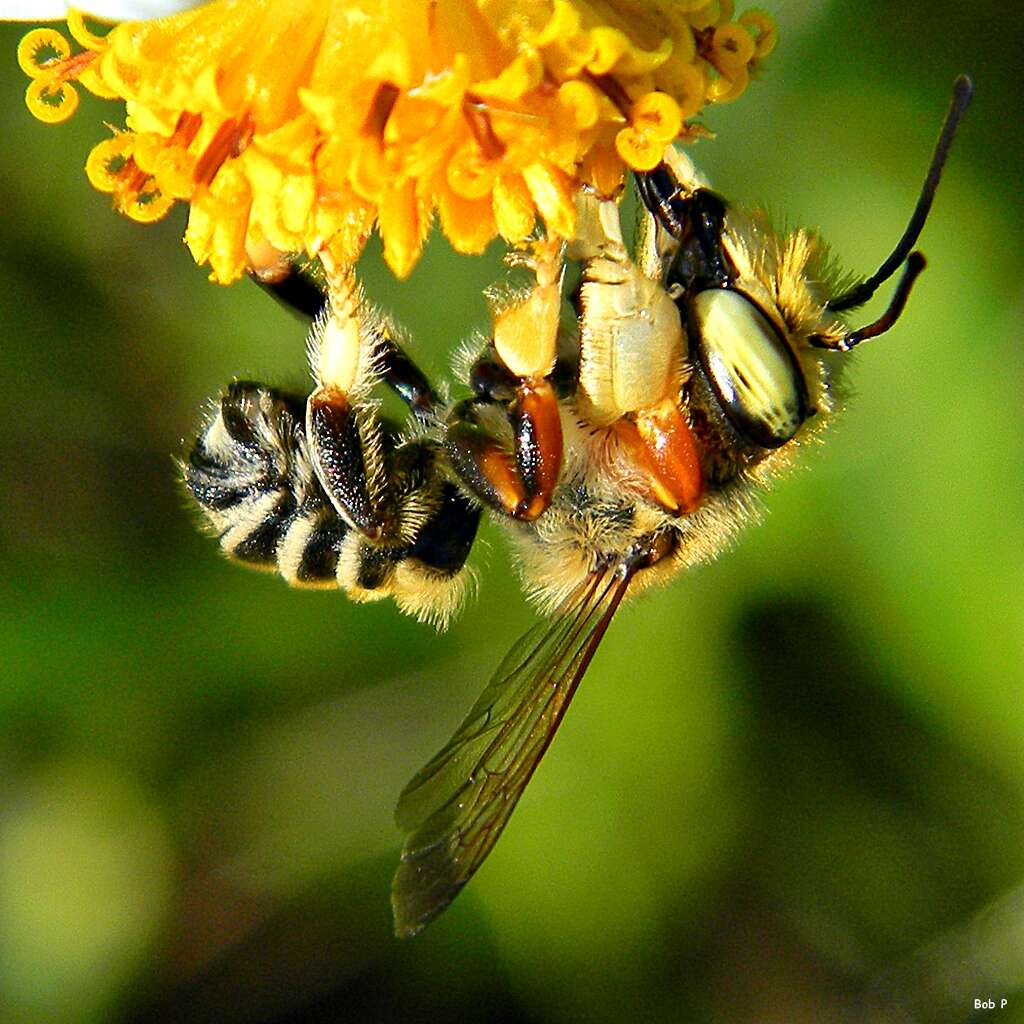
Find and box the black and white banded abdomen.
[183,382,349,587]
[182,382,480,626]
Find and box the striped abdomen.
[183,382,348,587]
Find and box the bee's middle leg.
[445,241,565,523]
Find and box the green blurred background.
[1,2,1022,1022]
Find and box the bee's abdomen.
[275,503,348,586]
[183,382,348,587]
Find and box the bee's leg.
[633,145,707,241]
[570,190,705,514]
[445,241,565,523]
[377,334,437,421]
[338,438,481,628]
[304,270,417,542]
[611,400,704,514]
[247,247,329,321]
[247,246,440,425]
[304,269,481,624]
[183,381,352,589]
[308,303,437,539]
[634,150,734,294]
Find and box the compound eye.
[691,289,807,449]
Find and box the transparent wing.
[391,566,632,937]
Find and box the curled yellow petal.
[473,52,543,102]
[533,0,584,49]
[522,163,576,240]
[739,9,778,58]
[615,125,663,172]
[17,28,70,79]
[710,23,756,73]
[557,80,602,131]
[66,10,110,52]
[687,1,728,31]
[190,164,252,283]
[579,143,626,199]
[659,61,707,120]
[153,146,197,200]
[77,66,120,100]
[317,185,376,266]
[123,185,174,223]
[588,27,671,78]
[630,92,682,144]
[378,180,431,279]
[280,174,315,234]
[85,135,133,193]
[447,143,498,201]
[438,188,496,256]
[707,62,750,103]
[492,173,536,243]
[25,78,79,124]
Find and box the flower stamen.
[172,111,204,150]
[463,99,507,161]
[49,48,99,86]
[85,133,173,223]
[193,113,253,189]
[361,83,401,139]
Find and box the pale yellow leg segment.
[491,238,564,380]
[571,190,686,426]
[308,271,378,397]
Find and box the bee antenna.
[827,74,973,314]
[830,250,927,351]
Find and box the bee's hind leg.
[305,268,480,625]
[445,239,565,523]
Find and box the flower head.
[17,1,776,282]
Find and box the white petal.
[0,0,202,20]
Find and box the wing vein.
[391,564,633,936]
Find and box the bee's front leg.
[570,188,705,515]
[445,240,565,523]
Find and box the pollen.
[17,0,775,283]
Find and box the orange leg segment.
[446,378,563,523]
[449,237,566,522]
[614,399,704,514]
[510,379,563,520]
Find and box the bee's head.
[636,75,973,454]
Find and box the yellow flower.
[17,1,775,283]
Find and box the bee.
[183,77,972,937]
